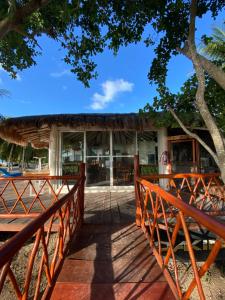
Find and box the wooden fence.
[135,173,225,299]
[0,164,85,299]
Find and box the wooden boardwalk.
[51,192,175,300]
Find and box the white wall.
[157,127,169,189]
[49,125,59,176]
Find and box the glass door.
[61,130,158,187]
[86,131,110,186]
[61,132,84,175]
[170,140,196,173]
[112,131,136,186]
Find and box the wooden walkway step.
[51,223,175,300]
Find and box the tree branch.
[186,0,225,158]
[13,26,42,50]
[178,46,225,90]
[188,0,197,45]
[0,0,51,39]
[169,108,219,165]
[177,0,225,91]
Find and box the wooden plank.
[0,219,59,232]
[84,192,135,225]
[53,223,175,299]
[52,282,175,300]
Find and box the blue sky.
[0,11,224,117]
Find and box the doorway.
[169,139,197,173]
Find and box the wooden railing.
[141,173,225,217]
[135,175,225,300]
[0,174,82,219]
[0,164,85,299]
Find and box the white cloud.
[90,79,134,110]
[19,99,31,104]
[50,69,71,78]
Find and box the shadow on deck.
[51,192,175,300]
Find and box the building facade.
[0,113,218,190]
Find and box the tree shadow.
[66,191,174,299]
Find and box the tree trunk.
[7,144,14,171]
[179,48,225,90]
[197,54,225,90]
[21,147,25,171]
[0,0,51,39]
[177,0,225,183]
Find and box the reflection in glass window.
[138,132,158,175]
[113,157,134,186]
[171,141,194,173]
[86,157,110,186]
[200,145,218,173]
[86,131,110,156]
[138,132,157,164]
[113,131,136,156]
[62,132,84,175]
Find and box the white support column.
[49,125,58,176]
[157,127,169,189]
[110,130,113,187]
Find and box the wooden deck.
[0,179,71,231]
[84,191,136,224]
[51,192,175,300]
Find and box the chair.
[0,168,22,177]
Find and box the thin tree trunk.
[196,54,225,90]
[179,49,225,90]
[169,108,219,165]
[178,0,225,183]
[7,144,14,171]
[21,147,25,171]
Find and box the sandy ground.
[0,233,56,300]
[168,259,225,299]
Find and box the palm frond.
[201,25,225,62]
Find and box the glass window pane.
[138,132,158,175]
[86,157,110,186]
[113,157,134,186]
[62,132,84,175]
[113,131,136,156]
[86,131,110,156]
[200,145,218,173]
[171,141,193,173]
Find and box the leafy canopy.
[141,66,225,129]
[0,1,224,87]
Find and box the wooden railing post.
[79,163,85,223]
[134,155,141,226]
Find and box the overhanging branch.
[0,0,51,39]
[169,108,219,165]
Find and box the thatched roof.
[0,113,155,148]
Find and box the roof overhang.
[0,113,155,148]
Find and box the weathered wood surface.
[52,223,175,300]
[84,192,136,224]
[51,192,175,300]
